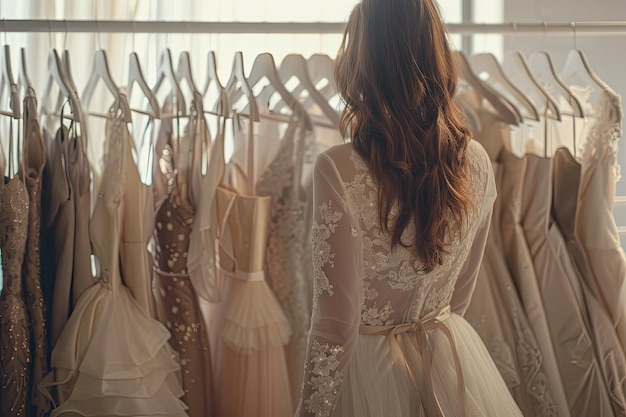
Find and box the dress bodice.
[90,105,126,293]
[317,140,495,324]
[217,185,271,275]
[0,177,29,288]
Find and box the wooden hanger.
[40,48,82,122]
[528,51,584,118]
[454,51,521,126]
[560,49,611,94]
[82,49,132,122]
[127,51,160,118]
[203,51,230,117]
[502,51,561,121]
[224,51,259,121]
[152,48,186,116]
[470,52,539,122]
[275,53,339,128]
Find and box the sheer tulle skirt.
[335,314,523,417]
[210,274,293,417]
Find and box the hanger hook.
[571,21,578,50]
[94,0,102,51]
[2,19,6,46]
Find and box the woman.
[295,0,523,416]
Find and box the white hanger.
[454,51,521,126]
[470,53,539,122]
[176,51,201,97]
[203,51,230,118]
[152,48,187,116]
[0,45,20,119]
[82,49,132,123]
[127,51,160,118]
[17,47,34,94]
[307,54,337,102]
[528,51,584,118]
[560,49,611,94]
[40,48,82,122]
[224,51,259,121]
[276,54,339,128]
[245,53,308,125]
[502,51,561,121]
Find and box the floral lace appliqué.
[304,339,345,417]
[312,201,343,308]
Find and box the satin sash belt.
[218,265,265,282]
[359,305,468,417]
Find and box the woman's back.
[296,139,525,417]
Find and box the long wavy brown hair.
[334,0,474,273]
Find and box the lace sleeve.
[450,142,496,316]
[296,153,361,417]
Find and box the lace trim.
[579,90,623,182]
[312,201,343,309]
[304,339,345,417]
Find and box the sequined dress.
[0,176,30,417]
[152,102,214,417]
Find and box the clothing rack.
[1,20,626,35]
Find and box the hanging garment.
[120,123,156,317]
[21,95,52,416]
[212,184,293,417]
[256,111,317,402]
[521,151,616,416]
[209,111,293,417]
[498,151,577,411]
[152,98,214,417]
[296,140,522,417]
[464,103,571,417]
[0,174,31,417]
[575,90,626,354]
[465,163,561,417]
[39,100,187,417]
[67,129,94,308]
[187,92,225,305]
[551,147,626,417]
[40,125,75,351]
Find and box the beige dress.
[552,147,626,416]
[212,183,292,417]
[296,141,522,417]
[574,91,626,356]
[39,101,187,417]
[464,109,568,417]
[521,152,615,416]
[120,126,156,317]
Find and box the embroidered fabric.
[0,176,30,417]
[296,140,520,417]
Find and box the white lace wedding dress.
[296,140,523,417]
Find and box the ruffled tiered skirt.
[39,282,188,416]
[210,271,293,417]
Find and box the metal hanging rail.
[0,19,626,35]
